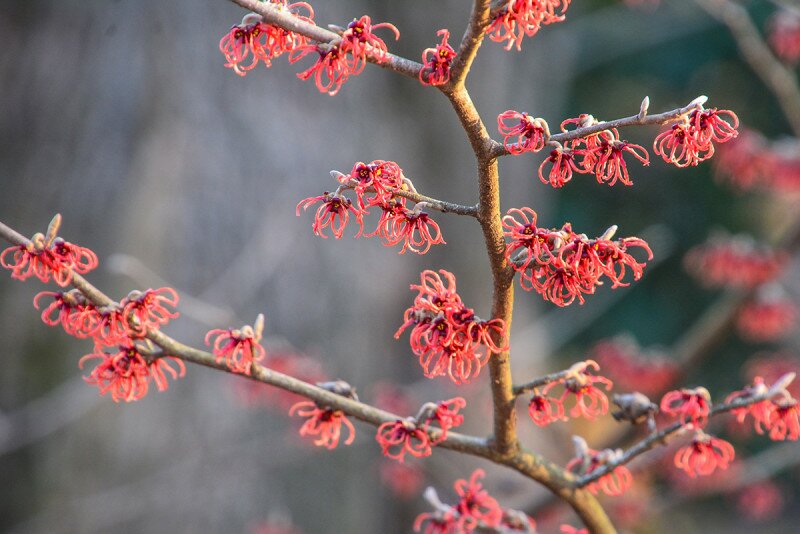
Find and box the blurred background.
[1,0,799,532]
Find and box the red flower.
[538,146,584,188]
[487,0,571,51]
[660,387,712,427]
[566,446,633,496]
[684,233,788,289]
[674,431,735,477]
[2,232,98,287]
[560,525,588,534]
[289,400,356,449]
[769,9,800,64]
[542,360,613,420]
[413,509,459,534]
[768,399,800,441]
[79,344,185,402]
[726,377,774,435]
[736,293,797,342]
[33,289,98,338]
[395,270,508,384]
[219,4,314,76]
[421,397,466,444]
[296,191,363,239]
[592,138,650,186]
[654,107,738,167]
[419,30,456,86]
[91,304,131,346]
[205,315,266,375]
[376,419,432,461]
[289,43,352,95]
[122,287,179,335]
[340,15,400,73]
[383,207,445,254]
[453,469,503,530]
[527,390,565,426]
[338,159,403,209]
[497,111,548,154]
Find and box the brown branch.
[0,217,614,534]
[449,0,494,86]
[693,0,800,137]
[574,390,774,488]
[512,366,577,397]
[228,0,423,80]
[489,96,707,159]
[335,177,479,217]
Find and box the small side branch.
[512,366,575,397]
[229,0,423,80]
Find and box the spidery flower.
[654,107,738,167]
[542,360,613,420]
[453,469,503,530]
[340,15,400,73]
[497,111,548,154]
[376,418,432,462]
[289,400,356,449]
[33,289,98,338]
[289,42,352,95]
[79,344,185,402]
[122,287,179,334]
[487,0,571,51]
[419,29,456,86]
[725,377,774,435]
[296,190,363,239]
[538,146,585,188]
[736,292,797,342]
[674,431,735,477]
[592,138,650,186]
[660,387,712,427]
[1,215,98,286]
[769,399,800,441]
[527,389,565,426]
[418,397,466,444]
[567,443,633,497]
[383,206,445,254]
[205,314,266,375]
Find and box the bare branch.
[449,0,494,86]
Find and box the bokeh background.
[1,0,798,532]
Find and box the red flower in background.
[684,233,787,289]
[289,400,356,449]
[591,336,678,396]
[419,30,456,86]
[674,431,735,477]
[768,9,800,64]
[380,461,425,499]
[768,399,800,441]
[736,292,797,342]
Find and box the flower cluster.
[205,314,266,375]
[714,129,800,193]
[219,3,314,76]
[497,110,548,154]
[654,107,739,167]
[487,0,571,51]
[297,160,445,254]
[414,470,534,533]
[768,9,800,64]
[289,380,358,449]
[289,15,399,95]
[1,215,98,287]
[419,29,456,86]
[395,270,508,384]
[591,336,678,396]
[79,342,185,403]
[537,114,650,187]
[503,207,652,306]
[660,387,712,427]
[684,233,787,289]
[725,375,800,441]
[526,360,613,426]
[567,437,633,496]
[736,290,797,343]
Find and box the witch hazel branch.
[7,0,791,532]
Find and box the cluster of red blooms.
[497,110,548,155]
[590,336,678,396]
[684,232,787,289]
[288,381,358,449]
[395,270,508,384]
[219,3,314,76]
[745,352,800,398]
[527,360,613,426]
[289,15,399,95]
[735,481,786,522]
[567,437,633,497]
[297,160,445,254]
[714,129,800,192]
[419,30,456,86]
[205,314,266,375]
[653,107,739,167]
[1,218,187,402]
[375,397,466,462]
[736,290,797,343]
[543,114,651,187]
[487,0,571,51]
[414,470,536,533]
[503,207,652,306]
[768,9,800,64]
[725,375,800,442]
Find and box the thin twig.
[450,0,493,86]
